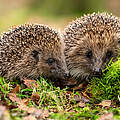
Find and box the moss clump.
[87,58,120,103]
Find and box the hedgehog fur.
[0,24,69,80]
[64,12,120,81]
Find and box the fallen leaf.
[72,81,88,90]
[32,109,49,119]
[8,93,20,103]
[8,93,33,112]
[81,96,90,103]
[20,105,35,113]
[8,93,49,118]
[78,102,86,108]
[23,115,37,120]
[82,90,90,99]
[22,78,39,88]
[22,98,30,105]
[74,94,82,102]
[68,110,76,113]
[73,83,85,90]
[98,112,113,120]
[2,101,17,110]
[31,92,40,105]
[74,92,90,103]
[0,93,17,110]
[97,100,111,108]
[18,104,49,118]
[10,84,19,93]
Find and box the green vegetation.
[87,58,120,103]
[0,68,120,119]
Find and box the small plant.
[32,77,76,111]
[0,77,11,99]
[87,58,120,103]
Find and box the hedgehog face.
[64,13,120,81]
[7,42,69,80]
[32,45,69,79]
[65,31,120,80]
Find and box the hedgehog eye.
[106,50,113,58]
[31,50,39,60]
[47,58,55,65]
[118,38,120,44]
[86,50,92,59]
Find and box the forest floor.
[0,73,120,120]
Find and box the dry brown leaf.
[72,80,88,90]
[23,109,49,119]
[0,93,17,110]
[78,102,86,108]
[22,78,39,88]
[68,110,76,113]
[98,112,113,120]
[8,93,20,103]
[10,85,19,93]
[32,109,49,119]
[22,98,30,105]
[31,92,40,105]
[23,115,37,120]
[97,100,111,108]
[82,90,90,99]
[8,93,49,118]
[0,101,17,110]
[19,105,49,118]
[74,94,82,102]
[8,93,34,113]
[73,83,85,90]
[81,96,90,103]
[74,92,90,103]
[22,106,36,113]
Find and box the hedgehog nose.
[64,72,70,78]
[93,67,102,77]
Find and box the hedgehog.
[63,13,120,82]
[0,24,69,80]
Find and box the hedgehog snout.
[59,65,70,79]
[93,67,102,77]
[49,62,70,79]
[64,71,70,78]
[61,60,70,78]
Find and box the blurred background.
[0,0,120,32]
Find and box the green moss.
[88,58,120,102]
